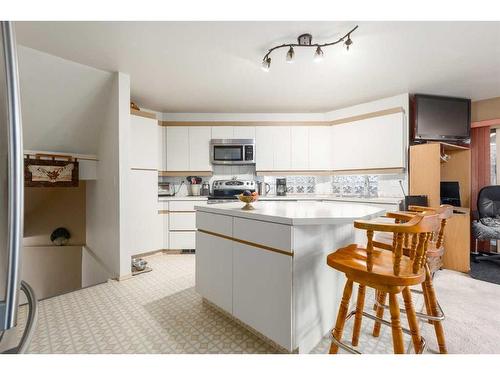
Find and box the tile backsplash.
[160,166,406,199]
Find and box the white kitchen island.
[195,201,385,353]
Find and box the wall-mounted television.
[412,94,471,143]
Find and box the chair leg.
[372,291,387,337]
[329,279,354,354]
[402,287,422,353]
[389,293,405,354]
[421,281,433,325]
[424,265,447,354]
[373,290,379,311]
[352,284,366,346]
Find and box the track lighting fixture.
[261,57,271,72]
[313,46,324,62]
[286,46,295,63]
[344,34,353,51]
[260,25,358,71]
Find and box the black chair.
[472,185,500,263]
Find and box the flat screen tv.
[413,94,471,142]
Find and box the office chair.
[472,185,500,263]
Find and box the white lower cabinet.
[169,231,195,249]
[195,231,233,313]
[232,242,293,350]
[169,212,196,231]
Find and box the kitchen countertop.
[159,194,402,205]
[158,196,208,201]
[196,200,385,226]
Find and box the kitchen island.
[195,200,384,353]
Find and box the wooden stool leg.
[424,266,447,354]
[389,293,405,354]
[373,290,379,311]
[352,284,366,346]
[402,287,422,353]
[372,291,387,337]
[329,279,354,354]
[421,281,433,324]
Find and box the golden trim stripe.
[198,229,293,257]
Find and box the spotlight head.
[313,46,324,62]
[261,57,271,72]
[344,35,353,51]
[286,46,295,63]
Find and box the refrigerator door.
[0,21,24,332]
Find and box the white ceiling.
[14,21,500,113]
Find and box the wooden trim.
[328,107,404,126]
[198,229,293,257]
[158,107,405,128]
[257,167,404,176]
[471,118,500,128]
[256,170,333,176]
[333,167,405,175]
[130,108,157,120]
[169,210,196,213]
[158,210,169,214]
[158,170,213,177]
[158,120,329,127]
[131,167,158,171]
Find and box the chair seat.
[327,244,426,290]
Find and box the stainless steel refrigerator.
[0,21,37,354]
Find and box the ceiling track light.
[261,25,358,71]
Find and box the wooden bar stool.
[327,212,440,354]
[371,205,453,354]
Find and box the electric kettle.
[256,181,271,196]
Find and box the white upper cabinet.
[158,126,167,171]
[188,126,212,171]
[165,126,212,172]
[273,127,291,170]
[290,127,309,170]
[211,126,256,139]
[331,112,405,171]
[255,126,276,171]
[308,126,332,170]
[166,127,189,171]
[233,126,256,139]
[211,126,233,139]
[130,115,159,170]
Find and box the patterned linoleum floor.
[18,254,423,354]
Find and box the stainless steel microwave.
[210,139,255,165]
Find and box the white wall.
[18,45,114,154]
[85,72,127,279]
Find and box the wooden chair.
[327,212,440,354]
[370,205,453,354]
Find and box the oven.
[210,139,255,165]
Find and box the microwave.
[210,139,255,165]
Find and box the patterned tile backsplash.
[159,165,406,198]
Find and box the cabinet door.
[291,126,309,170]
[232,242,293,351]
[309,126,332,170]
[169,231,195,249]
[169,212,196,230]
[233,126,256,139]
[331,112,405,171]
[128,170,163,254]
[158,126,167,171]
[255,126,275,171]
[166,127,189,171]
[130,115,159,170]
[188,126,212,171]
[273,127,292,170]
[211,126,233,139]
[195,231,233,314]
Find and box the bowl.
[237,193,258,210]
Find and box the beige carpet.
[420,269,500,354]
